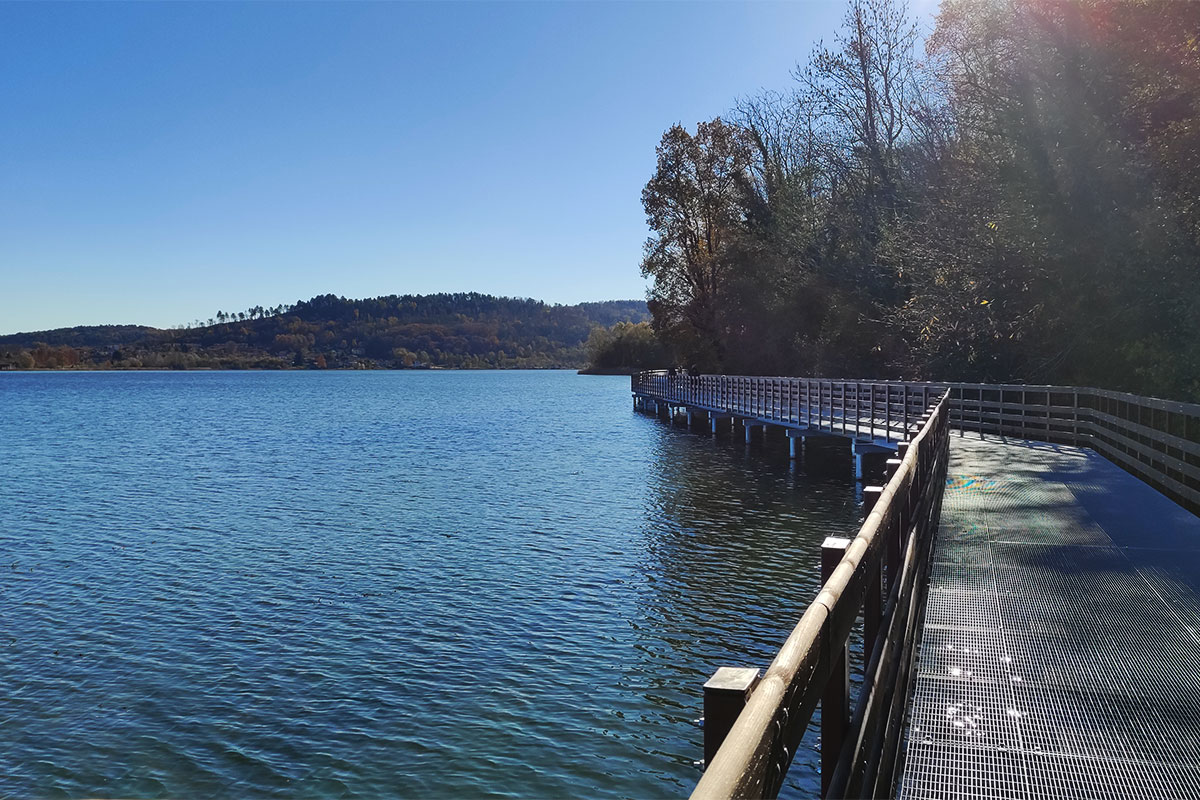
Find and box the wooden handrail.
[686,391,951,800]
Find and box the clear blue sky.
[0,1,934,335]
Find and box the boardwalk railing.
[950,383,1200,513]
[683,388,952,800]
[633,372,936,443]
[634,372,1200,513]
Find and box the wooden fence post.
[702,666,761,768]
[862,487,884,651]
[822,537,851,798]
[1073,389,1080,446]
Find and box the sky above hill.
[0,1,935,335]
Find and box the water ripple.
[0,371,860,798]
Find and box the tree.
[641,118,756,369]
[585,322,667,371]
[799,0,921,226]
[893,0,1200,395]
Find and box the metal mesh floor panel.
[1024,754,1200,800]
[907,675,1022,751]
[924,589,1002,632]
[898,436,1200,800]
[930,538,993,566]
[899,743,1028,800]
[916,627,1009,685]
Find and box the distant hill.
[0,324,159,350]
[0,293,650,370]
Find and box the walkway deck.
[900,435,1200,799]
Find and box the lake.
[0,370,863,798]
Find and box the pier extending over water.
[631,372,1200,799]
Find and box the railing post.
[885,457,905,589]
[843,382,850,434]
[854,382,861,438]
[957,385,964,436]
[863,486,884,513]
[1046,389,1052,441]
[885,386,892,439]
[1073,389,1080,446]
[821,536,851,799]
[703,666,761,768]
[979,384,985,438]
[862,487,884,653]
[870,384,876,440]
[824,380,828,428]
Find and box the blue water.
[0,371,863,798]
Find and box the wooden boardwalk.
[901,435,1200,800]
[630,372,1200,799]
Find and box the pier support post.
[863,486,883,513]
[851,441,896,482]
[741,421,768,443]
[702,667,760,769]
[821,537,851,798]
[787,428,807,460]
[743,422,766,443]
[708,413,731,436]
[850,440,867,479]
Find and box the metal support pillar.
[787,428,806,460]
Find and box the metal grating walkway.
[898,436,1200,800]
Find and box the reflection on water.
[632,428,866,798]
[0,371,863,798]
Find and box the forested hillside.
[640,0,1200,400]
[0,294,648,370]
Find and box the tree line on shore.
[0,294,649,371]
[637,0,1200,400]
